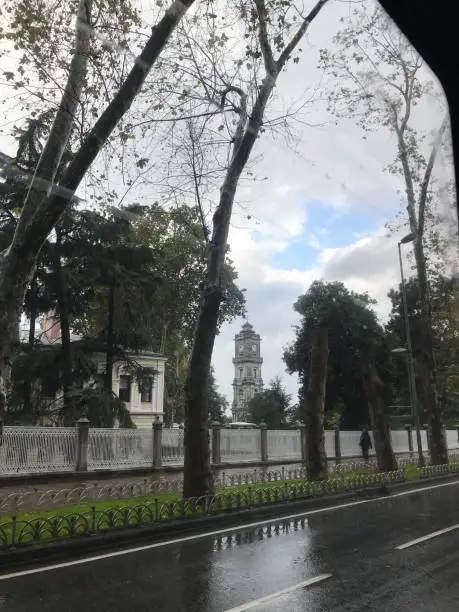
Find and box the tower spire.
[231,320,263,422]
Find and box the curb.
[1,472,458,572]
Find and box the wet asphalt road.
[1,480,459,611]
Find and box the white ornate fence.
[88,428,153,470]
[447,429,459,451]
[420,430,428,451]
[340,430,370,457]
[0,427,78,474]
[325,431,335,458]
[390,430,411,454]
[267,430,302,460]
[221,429,260,462]
[161,428,185,465]
[0,426,458,476]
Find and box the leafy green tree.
[247,376,291,429]
[134,203,246,350]
[165,358,229,426]
[0,0,198,429]
[12,201,242,427]
[284,281,397,473]
[207,366,229,423]
[387,274,459,425]
[135,204,245,426]
[8,203,160,426]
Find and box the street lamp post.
[396,233,425,467]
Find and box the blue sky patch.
[272,200,380,269]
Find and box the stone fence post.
[334,428,341,464]
[299,423,306,462]
[212,422,221,464]
[152,417,163,468]
[426,426,432,454]
[405,424,413,454]
[76,417,89,472]
[260,421,268,462]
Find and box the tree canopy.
[207,366,229,423]
[387,274,459,424]
[5,194,244,426]
[284,280,393,430]
[247,376,291,429]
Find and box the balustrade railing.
[87,428,152,470]
[161,428,185,465]
[267,430,301,460]
[324,430,336,459]
[220,429,260,462]
[446,429,459,451]
[0,427,77,475]
[0,424,458,476]
[390,430,411,454]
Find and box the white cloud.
[213,225,414,409]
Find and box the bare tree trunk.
[22,276,38,419]
[362,348,397,472]
[0,255,22,432]
[0,0,196,422]
[413,239,447,464]
[183,288,220,498]
[54,229,73,423]
[183,83,270,499]
[304,326,328,480]
[105,285,115,396]
[183,0,329,499]
[397,117,448,465]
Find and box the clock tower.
[232,321,263,422]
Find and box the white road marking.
[223,574,333,611]
[396,523,459,550]
[1,478,459,581]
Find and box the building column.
[130,376,140,412]
[156,360,165,420]
[334,428,341,464]
[76,417,90,472]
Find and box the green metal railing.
[1,461,459,552]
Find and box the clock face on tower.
[251,343,256,352]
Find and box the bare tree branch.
[277,0,329,70]
[21,0,197,257]
[418,116,449,237]
[187,120,209,242]
[253,0,277,76]
[17,0,93,233]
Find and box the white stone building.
[231,321,263,422]
[40,313,167,428]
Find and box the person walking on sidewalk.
[359,427,372,461]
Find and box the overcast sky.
[0,0,455,413]
[206,0,454,409]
